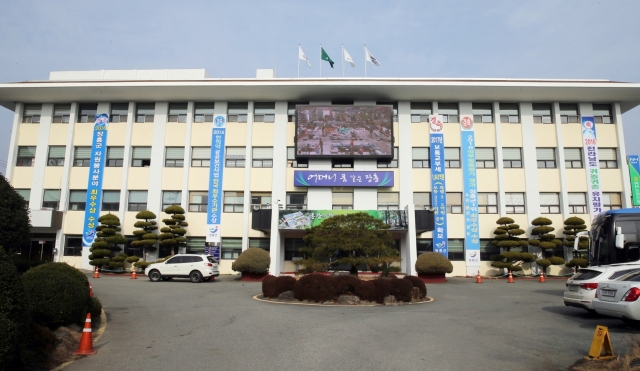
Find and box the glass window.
[448,239,465,261]
[186,237,205,254]
[102,190,120,211]
[602,192,622,210]
[188,191,208,212]
[599,148,618,169]
[224,191,244,213]
[254,102,275,123]
[165,147,184,167]
[106,146,124,167]
[438,103,459,123]
[249,238,270,251]
[559,103,579,124]
[503,148,522,168]
[410,102,432,123]
[480,239,500,261]
[252,147,273,168]
[167,103,187,123]
[286,193,307,210]
[593,104,612,124]
[16,146,36,166]
[412,147,430,168]
[287,147,308,168]
[228,102,248,123]
[332,158,353,168]
[447,193,462,214]
[77,103,97,123]
[226,147,246,168]
[414,192,431,209]
[135,103,155,123]
[132,147,151,167]
[47,146,65,166]
[52,104,71,123]
[537,148,556,168]
[191,147,210,167]
[42,189,61,209]
[15,189,30,207]
[73,147,91,167]
[445,147,460,168]
[478,193,498,214]
[476,148,495,168]
[499,103,519,123]
[378,192,399,210]
[194,102,215,123]
[568,193,587,214]
[68,190,86,211]
[251,192,272,208]
[540,193,560,214]
[472,103,493,123]
[162,191,182,210]
[222,238,242,259]
[332,191,353,210]
[287,102,308,122]
[128,191,148,211]
[532,103,553,124]
[564,148,583,168]
[110,103,129,123]
[377,147,398,168]
[22,104,41,123]
[284,238,305,260]
[505,192,525,214]
[64,236,82,256]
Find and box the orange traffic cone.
[507,271,514,283]
[131,268,137,279]
[74,313,97,355]
[539,270,546,283]
[93,268,100,279]
[476,271,483,283]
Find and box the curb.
[51,308,107,371]
[253,294,434,306]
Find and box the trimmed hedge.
[332,275,363,295]
[415,252,454,274]
[403,275,427,299]
[355,278,391,304]
[231,248,271,274]
[0,249,30,370]
[388,279,413,302]
[88,297,103,319]
[262,275,297,298]
[293,274,336,302]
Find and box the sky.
[1,0,639,174]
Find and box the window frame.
[478,192,498,214]
[42,189,61,209]
[68,190,86,211]
[532,103,553,124]
[188,191,208,212]
[22,104,42,123]
[16,146,36,167]
[286,192,307,210]
[413,192,431,210]
[226,147,246,168]
[540,192,561,214]
[110,103,129,123]
[444,147,461,168]
[135,103,155,123]
[106,146,124,167]
[52,104,71,123]
[472,103,493,123]
[377,147,398,168]
[191,147,211,167]
[227,102,248,123]
[499,103,520,123]
[253,102,276,123]
[102,190,121,211]
[77,103,98,123]
[162,191,182,210]
[568,192,587,214]
[475,148,495,169]
[332,158,353,168]
[47,146,65,166]
[167,102,188,123]
[438,102,459,123]
[64,236,83,256]
[128,190,148,211]
[536,148,557,169]
[505,192,526,214]
[131,147,152,167]
[165,147,185,167]
[503,148,523,168]
[410,102,432,123]
[332,191,353,210]
[252,147,274,168]
[287,147,308,168]
[224,191,244,213]
[599,148,618,169]
[412,147,430,168]
[194,102,215,123]
[602,192,622,211]
[446,192,463,214]
[377,192,399,210]
[564,148,583,169]
[559,103,579,124]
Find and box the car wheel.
[148,270,161,282]
[190,271,203,283]
[161,277,172,281]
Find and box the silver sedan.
[592,269,640,326]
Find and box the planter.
[418,273,446,283]
[240,272,269,282]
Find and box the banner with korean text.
[581,116,603,221]
[429,114,448,257]
[81,113,109,270]
[205,115,227,262]
[629,155,640,206]
[460,115,480,274]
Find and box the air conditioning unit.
[252,205,261,211]
[48,159,58,166]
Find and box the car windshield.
[571,270,602,280]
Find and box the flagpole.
[320,44,322,78]
[297,44,300,78]
[364,45,367,78]
[342,44,344,78]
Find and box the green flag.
[321,47,334,68]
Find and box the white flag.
[299,45,311,68]
[364,46,380,66]
[343,47,355,68]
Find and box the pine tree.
[131,210,158,256]
[0,175,31,255]
[89,214,127,269]
[528,217,564,274]
[158,205,188,255]
[490,217,535,272]
[563,216,589,269]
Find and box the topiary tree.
[89,214,126,269]
[0,175,31,255]
[415,252,453,274]
[492,217,528,252]
[528,217,564,274]
[159,205,188,256]
[231,247,271,274]
[131,210,158,258]
[491,251,537,273]
[563,216,588,258]
[109,253,127,270]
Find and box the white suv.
[145,254,220,283]
[563,263,640,312]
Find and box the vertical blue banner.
[429,115,448,257]
[629,155,640,206]
[581,116,602,221]
[206,114,227,262]
[461,116,480,273]
[81,113,109,270]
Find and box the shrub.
[125,256,140,263]
[536,259,551,268]
[331,275,363,295]
[0,249,30,370]
[263,275,297,298]
[0,175,31,255]
[10,257,46,274]
[88,297,102,319]
[232,248,271,274]
[262,275,277,297]
[403,275,427,299]
[293,274,336,302]
[548,256,565,265]
[134,261,151,269]
[415,252,454,274]
[388,279,413,302]
[22,264,89,329]
[355,278,391,304]
[566,258,588,268]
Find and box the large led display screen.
[295,105,393,158]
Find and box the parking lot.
[62,275,640,371]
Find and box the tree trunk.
[349,265,359,276]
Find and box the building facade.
[1,69,640,276]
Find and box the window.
[194,102,215,122]
[505,193,525,214]
[410,102,432,123]
[22,104,41,123]
[135,103,155,123]
[42,189,61,209]
[599,148,618,168]
[499,103,519,123]
[110,103,128,123]
[254,102,275,123]
[222,238,242,259]
[593,104,612,124]
[102,190,120,211]
[188,191,208,212]
[478,193,498,214]
[564,148,583,168]
[414,192,431,209]
[128,191,148,211]
[162,191,182,210]
[168,103,187,123]
[503,148,522,168]
[445,148,460,168]
[224,191,244,213]
[252,147,273,168]
[287,147,308,168]
[72,147,91,167]
[377,102,398,122]
[537,148,556,168]
[68,190,86,211]
[439,103,459,123]
[15,189,30,207]
[332,158,353,168]
[165,147,184,167]
[559,103,579,123]
[186,237,205,254]
[412,147,430,168]
[569,193,587,214]
[286,192,307,210]
[132,147,151,167]
[480,239,500,261]
[64,236,82,256]
[106,147,124,167]
[476,148,495,168]
[540,193,560,214]
[448,239,465,261]
[602,192,622,210]
[16,146,36,166]
[191,147,210,167]
[52,104,71,123]
[285,238,305,260]
[472,103,493,123]
[251,192,272,209]
[378,192,399,210]
[332,191,353,210]
[287,102,308,122]
[416,239,432,255]
[228,102,248,123]
[447,193,462,214]
[226,147,246,168]
[378,147,398,168]
[78,103,97,123]
[249,238,270,251]
[532,103,553,124]
[47,146,65,166]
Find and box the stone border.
[253,294,434,306]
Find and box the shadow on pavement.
[543,305,640,334]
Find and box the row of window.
[18,145,619,170]
[21,102,614,125]
[19,188,622,215]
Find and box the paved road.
[63,275,640,371]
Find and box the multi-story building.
[1,69,639,276]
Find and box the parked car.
[592,269,640,326]
[145,254,220,283]
[563,264,640,312]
